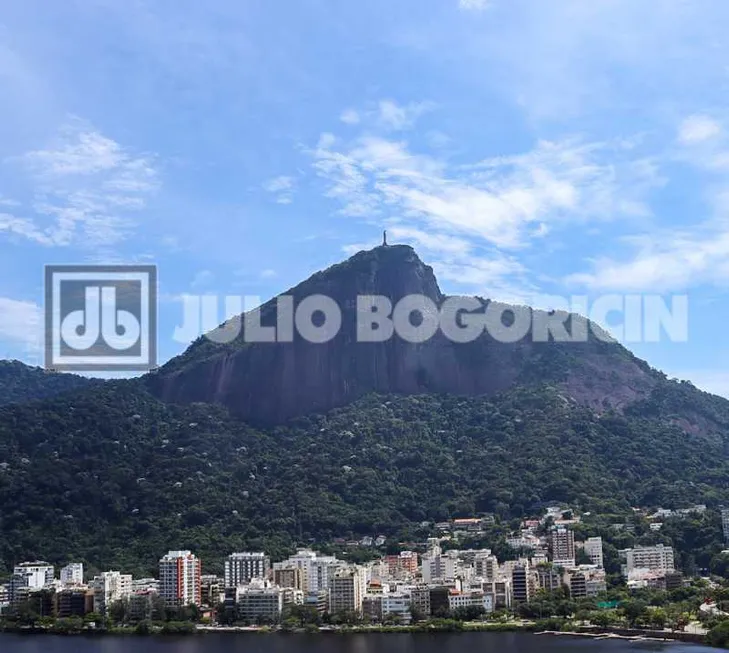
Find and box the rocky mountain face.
[148,245,660,426]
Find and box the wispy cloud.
[569,114,729,292]
[458,0,492,11]
[262,175,296,204]
[0,297,42,353]
[340,108,360,125]
[377,100,435,131]
[678,115,722,145]
[1,119,159,249]
[313,131,660,250]
[312,109,663,299]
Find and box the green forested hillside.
[0,379,727,576]
[0,360,95,407]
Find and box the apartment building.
[60,563,84,586]
[329,567,366,615]
[235,579,284,624]
[381,591,413,624]
[511,564,530,603]
[274,549,341,593]
[622,544,675,576]
[550,527,576,568]
[581,537,604,568]
[90,571,132,614]
[159,550,202,607]
[224,552,270,587]
[273,567,304,590]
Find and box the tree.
[590,610,617,627]
[109,599,128,625]
[707,620,729,648]
[620,599,648,627]
[648,607,667,629]
[409,604,427,623]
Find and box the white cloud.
[568,115,729,292]
[377,100,435,131]
[1,120,159,248]
[678,115,722,145]
[458,0,491,11]
[313,132,660,251]
[263,175,295,204]
[567,228,729,292]
[340,108,360,125]
[260,268,277,278]
[0,297,42,351]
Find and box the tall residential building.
[224,552,270,587]
[90,571,132,614]
[570,572,587,599]
[582,537,604,568]
[549,527,576,568]
[474,552,499,582]
[421,550,458,583]
[159,550,202,607]
[623,544,675,575]
[273,549,341,593]
[60,563,84,586]
[13,562,54,589]
[273,567,304,590]
[511,564,530,604]
[536,565,562,592]
[329,567,366,615]
[721,507,729,543]
[10,562,54,604]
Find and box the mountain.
[0,245,729,574]
[0,360,95,407]
[0,381,727,576]
[148,245,662,427]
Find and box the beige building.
[329,567,366,615]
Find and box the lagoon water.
[0,632,718,653]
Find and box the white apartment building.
[9,561,55,604]
[90,571,132,614]
[132,578,160,593]
[421,550,458,583]
[60,563,84,586]
[235,579,284,624]
[581,537,604,568]
[224,552,270,587]
[274,549,341,593]
[13,562,54,589]
[448,590,494,614]
[381,591,413,624]
[159,550,201,607]
[623,544,675,576]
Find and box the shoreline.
[0,622,709,644]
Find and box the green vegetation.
[0,360,93,407]
[1,379,729,575]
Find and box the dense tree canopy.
[0,377,728,576]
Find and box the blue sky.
[2,0,729,394]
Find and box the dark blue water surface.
[0,632,719,653]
